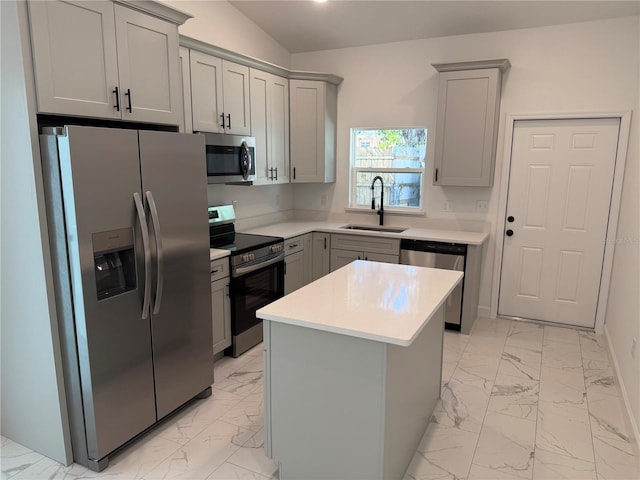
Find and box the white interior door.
[498,118,620,328]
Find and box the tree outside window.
[350,128,427,211]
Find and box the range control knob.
[506,229,514,237]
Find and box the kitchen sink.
[340,225,407,234]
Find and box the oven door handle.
[233,253,284,277]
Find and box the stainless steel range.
[209,205,284,357]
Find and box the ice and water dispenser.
[93,228,137,300]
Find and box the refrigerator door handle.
[146,191,164,315]
[134,192,152,319]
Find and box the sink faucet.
[371,175,384,226]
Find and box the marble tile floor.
[2,317,639,480]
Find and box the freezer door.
[138,131,213,419]
[57,126,156,461]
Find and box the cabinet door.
[28,0,120,119]
[330,249,361,272]
[179,47,193,133]
[433,68,500,187]
[211,277,231,355]
[284,251,305,295]
[290,80,323,183]
[190,51,224,133]
[363,252,399,264]
[270,75,290,184]
[222,60,251,135]
[312,233,331,281]
[331,234,400,256]
[249,69,271,185]
[114,5,182,125]
[302,234,313,285]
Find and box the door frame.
[490,111,632,333]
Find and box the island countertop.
[257,260,463,347]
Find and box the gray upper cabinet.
[250,69,289,185]
[189,50,250,135]
[28,0,186,125]
[289,79,337,184]
[432,59,510,187]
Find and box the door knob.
[506,229,514,237]
[507,216,515,223]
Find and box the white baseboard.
[477,305,491,319]
[604,324,640,455]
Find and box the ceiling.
[229,1,640,53]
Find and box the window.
[350,128,427,211]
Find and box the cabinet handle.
[211,269,219,274]
[226,114,231,129]
[125,88,132,113]
[288,243,299,249]
[324,237,327,249]
[274,167,278,181]
[293,167,296,180]
[364,256,368,260]
[113,86,120,111]
[435,167,438,182]
[220,113,225,129]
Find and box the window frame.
[348,127,427,214]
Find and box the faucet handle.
[371,198,376,210]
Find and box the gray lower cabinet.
[211,258,231,355]
[330,234,400,272]
[311,232,331,281]
[284,235,310,295]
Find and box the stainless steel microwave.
[201,133,256,184]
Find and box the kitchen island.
[257,260,463,480]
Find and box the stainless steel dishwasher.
[400,239,466,331]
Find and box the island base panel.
[264,306,444,480]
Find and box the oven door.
[229,259,284,356]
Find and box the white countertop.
[257,261,463,346]
[242,221,488,245]
[209,248,230,261]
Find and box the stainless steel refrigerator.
[40,125,213,471]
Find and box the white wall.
[0,0,72,464]
[290,16,639,310]
[290,15,640,439]
[163,0,291,68]
[603,15,640,441]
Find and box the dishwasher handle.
[400,239,467,256]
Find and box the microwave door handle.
[146,191,164,315]
[241,141,252,180]
[134,192,151,319]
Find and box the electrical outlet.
[476,200,488,213]
[633,337,637,358]
[443,201,453,212]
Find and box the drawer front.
[210,257,229,282]
[285,235,304,255]
[331,234,400,256]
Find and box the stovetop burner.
[208,205,283,256]
[212,232,283,255]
